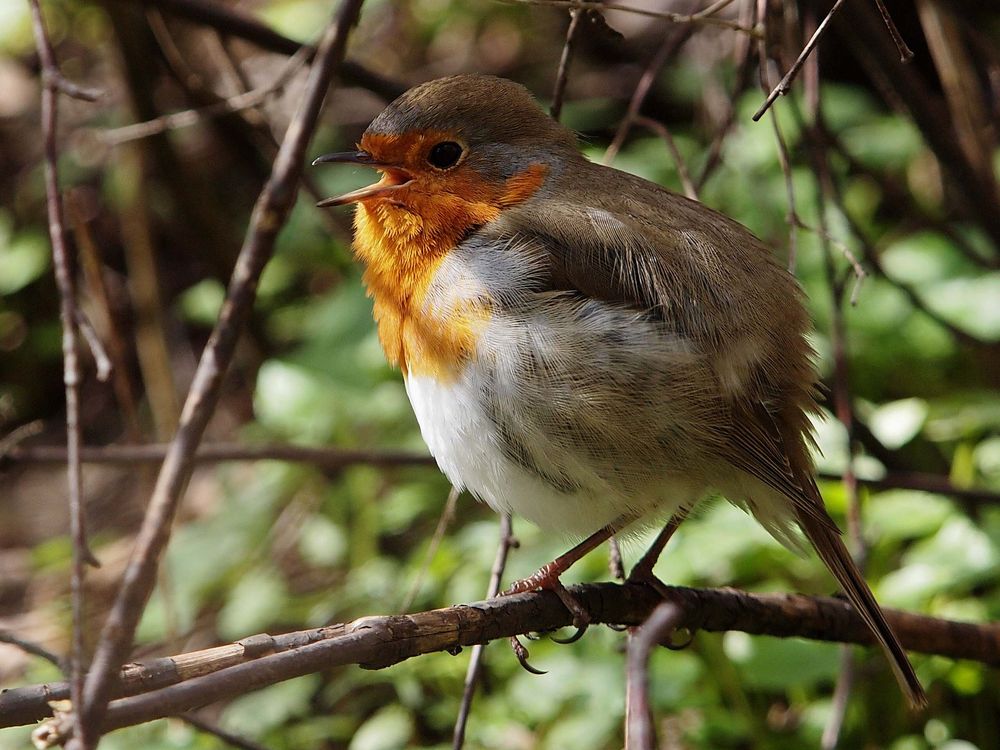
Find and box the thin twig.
[604,23,694,164]
[508,0,760,36]
[211,36,352,244]
[633,115,698,200]
[872,0,913,62]
[808,77,867,745]
[791,216,866,305]
[549,3,583,121]
[752,0,847,121]
[48,76,103,102]
[73,309,112,382]
[4,442,432,470]
[695,0,757,190]
[0,420,44,459]
[754,0,799,271]
[400,486,461,612]
[115,0,404,100]
[28,1,100,745]
[0,631,64,671]
[626,601,685,750]
[69,191,144,441]
[101,45,311,146]
[822,647,856,750]
[70,4,367,747]
[8,441,996,504]
[179,714,275,750]
[692,0,737,19]
[452,514,516,750]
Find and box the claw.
[503,568,592,628]
[551,623,588,644]
[606,622,629,632]
[510,636,547,675]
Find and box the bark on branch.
[8,583,1000,739]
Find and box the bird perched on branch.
[314,74,925,707]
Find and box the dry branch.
[28,1,102,744]
[70,3,367,746]
[7,443,997,505]
[115,0,405,100]
[4,442,432,470]
[9,582,1000,740]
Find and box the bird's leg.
[503,515,631,626]
[626,508,689,590]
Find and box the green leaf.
[881,232,978,285]
[723,632,840,690]
[868,398,929,449]
[175,278,225,325]
[920,274,1000,341]
[880,517,1000,607]
[863,490,954,543]
[347,705,413,750]
[841,116,923,169]
[221,675,320,736]
[298,516,348,567]
[0,227,49,294]
[217,566,289,639]
[972,436,1000,480]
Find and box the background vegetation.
[1,0,999,748]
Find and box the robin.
[313,74,925,707]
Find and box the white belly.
[404,369,695,537]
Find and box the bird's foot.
[503,563,591,628]
[624,567,694,650]
[502,563,593,672]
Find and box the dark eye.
[428,141,464,169]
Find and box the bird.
[313,73,926,708]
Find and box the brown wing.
[493,160,833,527]
[493,161,926,706]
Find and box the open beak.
[312,150,413,207]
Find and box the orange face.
[315,130,547,378]
[319,130,546,223]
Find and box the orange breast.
[351,159,547,380]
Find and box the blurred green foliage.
[2,0,1000,749]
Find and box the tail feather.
[796,506,927,709]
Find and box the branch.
[626,601,685,750]
[3,442,433,470]
[8,443,997,504]
[100,44,312,146]
[115,0,405,100]
[752,0,847,121]
[0,631,64,671]
[834,0,1000,247]
[13,583,1000,741]
[452,514,516,750]
[603,24,694,164]
[511,0,760,35]
[28,1,102,745]
[70,3,367,746]
[549,3,583,121]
